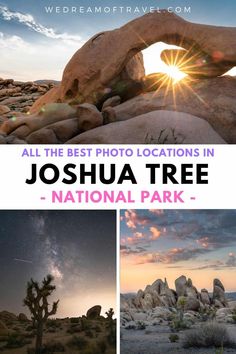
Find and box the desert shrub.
[97,339,107,353]
[81,318,91,331]
[66,326,73,334]
[208,308,217,320]
[70,317,80,324]
[24,331,35,339]
[81,341,106,354]
[0,336,8,342]
[137,321,146,330]
[125,323,136,330]
[232,308,236,323]
[169,334,179,343]
[85,329,94,338]
[199,307,217,321]
[43,341,65,353]
[95,325,102,332]
[67,335,88,349]
[13,326,20,331]
[27,341,65,354]
[47,328,56,333]
[5,333,29,348]
[67,324,82,334]
[170,315,190,331]
[107,326,116,346]
[25,325,34,332]
[215,347,224,354]
[183,322,236,348]
[46,319,60,329]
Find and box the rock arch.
[30,10,236,113]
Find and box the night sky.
[121,210,236,293]
[0,0,236,80]
[0,210,116,318]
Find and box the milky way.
[0,210,116,317]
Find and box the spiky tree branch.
[23,274,59,354]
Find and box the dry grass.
[183,322,236,349]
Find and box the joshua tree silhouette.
[105,308,114,321]
[24,274,59,354]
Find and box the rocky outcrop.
[0,108,225,144]
[1,11,236,144]
[67,110,225,144]
[184,297,201,312]
[216,308,235,323]
[120,275,233,333]
[18,313,29,322]
[86,305,102,319]
[113,76,236,143]
[30,11,236,113]
[0,320,9,337]
[175,276,188,297]
[213,278,228,307]
[0,102,103,144]
[0,78,56,119]
[0,311,17,323]
[200,289,211,305]
[121,276,230,329]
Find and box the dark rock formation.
[18,313,29,322]
[86,305,102,319]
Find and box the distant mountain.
[226,292,236,300]
[34,80,60,85]
[121,293,136,300]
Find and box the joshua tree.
[177,296,187,322]
[23,274,59,354]
[105,308,116,346]
[105,308,114,321]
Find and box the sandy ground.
[121,324,236,354]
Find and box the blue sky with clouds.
[0,1,236,80]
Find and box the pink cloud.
[196,237,210,248]
[124,209,149,229]
[149,226,161,240]
[125,232,145,245]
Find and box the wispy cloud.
[120,245,147,256]
[190,253,236,271]
[134,247,209,265]
[0,5,83,45]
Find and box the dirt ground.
[120,324,236,354]
[0,316,116,354]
